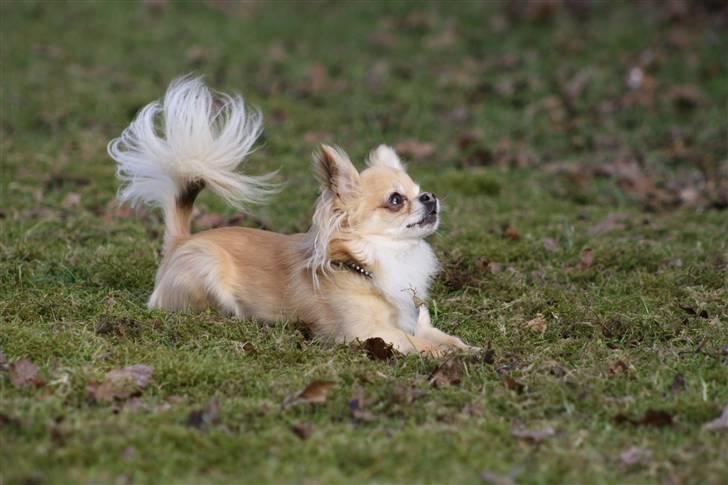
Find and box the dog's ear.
[367,144,405,171]
[314,144,360,199]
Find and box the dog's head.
[306,144,439,272]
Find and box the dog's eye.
[388,192,404,207]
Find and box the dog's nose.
[419,192,435,203]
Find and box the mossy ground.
[1,1,726,484]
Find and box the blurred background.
[2,0,726,226]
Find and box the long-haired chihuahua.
[108,76,476,355]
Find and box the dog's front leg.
[414,305,479,352]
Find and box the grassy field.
[1,1,727,483]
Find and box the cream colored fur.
[108,76,475,355]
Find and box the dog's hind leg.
[148,240,243,318]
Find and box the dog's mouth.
[406,210,439,228]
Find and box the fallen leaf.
[95,317,141,340]
[503,376,525,394]
[367,30,397,48]
[87,365,153,402]
[607,359,630,378]
[525,314,547,334]
[9,358,44,389]
[428,358,464,388]
[283,380,335,409]
[349,385,376,422]
[669,85,702,111]
[670,374,686,396]
[143,0,168,10]
[362,337,396,361]
[480,470,514,485]
[564,69,591,104]
[303,131,333,144]
[300,63,329,96]
[185,45,209,65]
[511,425,555,443]
[390,382,424,406]
[588,212,629,236]
[186,398,220,430]
[626,66,645,90]
[679,305,709,319]
[542,237,560,252]
[426,22,458,49]
[502,224,520,241]
[703,404,728,432]
[62,192,81,208]
[366,60,389,93]
[291,422,313,440]
[474,341,496,365]
[475,257,503,274]
[614,409,673,427]
[123,446,136,462]
[461,401,485,417]
[620,446,652,469]
[394,139,435,160]
[578,248,593,270]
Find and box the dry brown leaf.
[349,385,376,422]
[475,258,503,274]
[525,314,547,334]
[502,224,520,241]
[669,85,702,111]
[620,446,652,469]
[426,23,458,49]
[542,237,560,252]
[62,192,81,208]
[362,337,396,361]
[503,376,525,394]
[300,63,329,96]
[292,422,313,440]
[9,358,44,389]
[578,248,594,270]
[394,139,435,160]
[614,409,673,427]
[461,401,485,418]
[367,30,398,48]
[480,470,515,485]
[511,425,555,443]
[428,358,464,388]
[186,398,220,430]
[607,359,630,378]
[87,365,153,402]
[703,404,728,432]
[283,380,335,409]
[588,212,629,237]
[670,374,686,396]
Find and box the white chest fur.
[364,238,439,334]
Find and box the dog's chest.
[371,240,438,333]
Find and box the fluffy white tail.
[108,76,276,252]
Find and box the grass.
[1,1,727,483]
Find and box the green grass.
[1,1,727,483]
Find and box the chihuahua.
[108,76,475,355]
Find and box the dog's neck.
[331,259,373,278]
[341,236,438,334]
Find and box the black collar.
[332,260,373,279]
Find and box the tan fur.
[144,145,476,356]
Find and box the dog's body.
[109,77,473,355]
